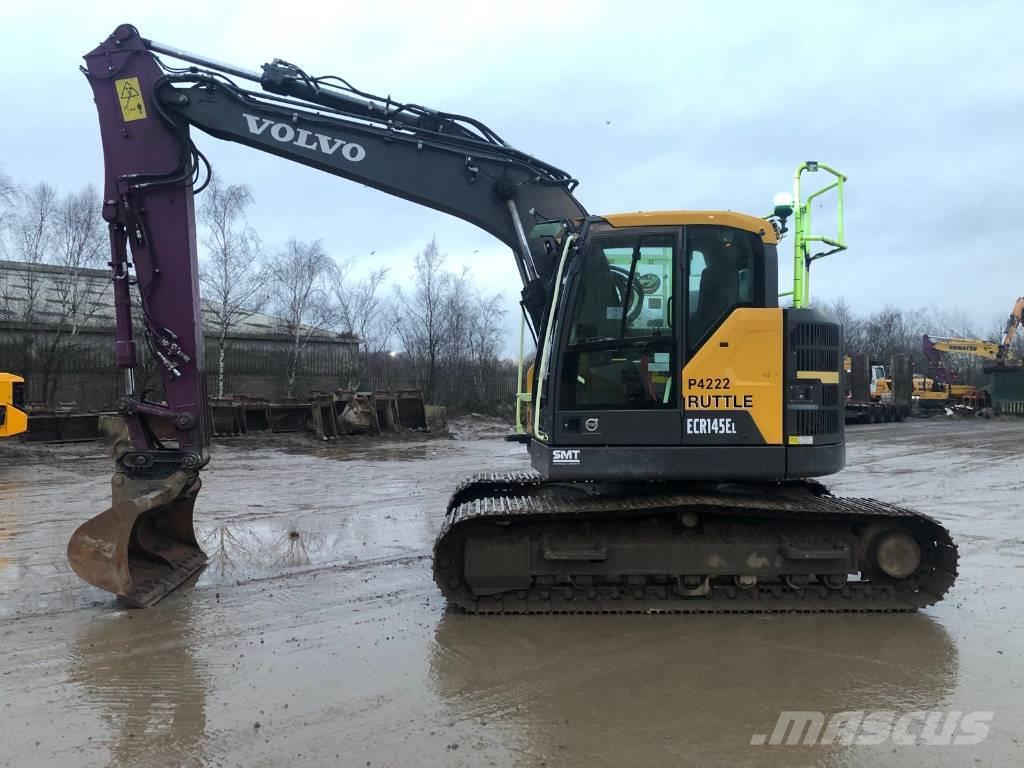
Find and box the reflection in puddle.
[198,523,342,581]
[67,601,209,767]
[274,440,438,463]
[430,613,959,766]
[0,477,23,577]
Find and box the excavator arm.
[924,336,1001,360]
[997,297,1024,362]
[68,24,586,605]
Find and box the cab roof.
[598,210,778,244]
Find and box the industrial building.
[0,259,358,409]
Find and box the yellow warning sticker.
[115,77,147,122]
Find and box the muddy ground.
[1,416,1022,767]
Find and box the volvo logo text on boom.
[242,114,366,162]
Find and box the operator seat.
[693,247,738,341]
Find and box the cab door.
[680,225,779,446]
[552,228,681,445]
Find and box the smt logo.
[552,449,581,465]
[242,114,367,162]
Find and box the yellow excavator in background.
[918,336,993,407]
[919,297,1024,408]
[0,374,28,438]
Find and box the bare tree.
[51,185,106,323]
[1,183,58,390]
[332,262,397,388]
[269,238,337,398]
[823,296,865,354]
[0,169,15,234]
[392,238,519,408]
[465,290,507,403]
[6,182,57,324]
[393,237,459,401]
[0,183,106,403]
[440,266,474,380]
[35,185,107,403]
[198,177,266,398]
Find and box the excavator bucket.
[67,471,207,607]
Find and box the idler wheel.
[873,531,922,580]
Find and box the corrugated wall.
[991,370,1024,415]
[0,323,357,409]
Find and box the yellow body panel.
[0,373,28,438]
[681,308,783,444]
[601,210,778,244]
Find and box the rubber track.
[433,472,958,614]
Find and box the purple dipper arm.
[83,24,206,453]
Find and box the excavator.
[919,301,1024,408]
[0,373,28,438]
[67,24,958,612]
[919,336,996,407]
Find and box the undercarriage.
[433,472,958,613]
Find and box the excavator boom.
[998,297,1024,362]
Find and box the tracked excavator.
[68,25,957,612]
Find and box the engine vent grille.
[793,322,840,348]
[787,316,844,445]
[821,384,839,408]
[795,408,840,436]
[796,347,840,373]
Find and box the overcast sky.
[1,1,1019,350]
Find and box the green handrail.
[789,161,848,308]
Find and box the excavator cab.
[528,213,845,482]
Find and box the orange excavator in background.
[992,297,1024,369]
[65,25,958,614]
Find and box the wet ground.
[1,417,1023,767]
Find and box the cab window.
[560,233,675,409]
[686,226,762,349]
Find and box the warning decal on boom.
[115,77,147,122]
